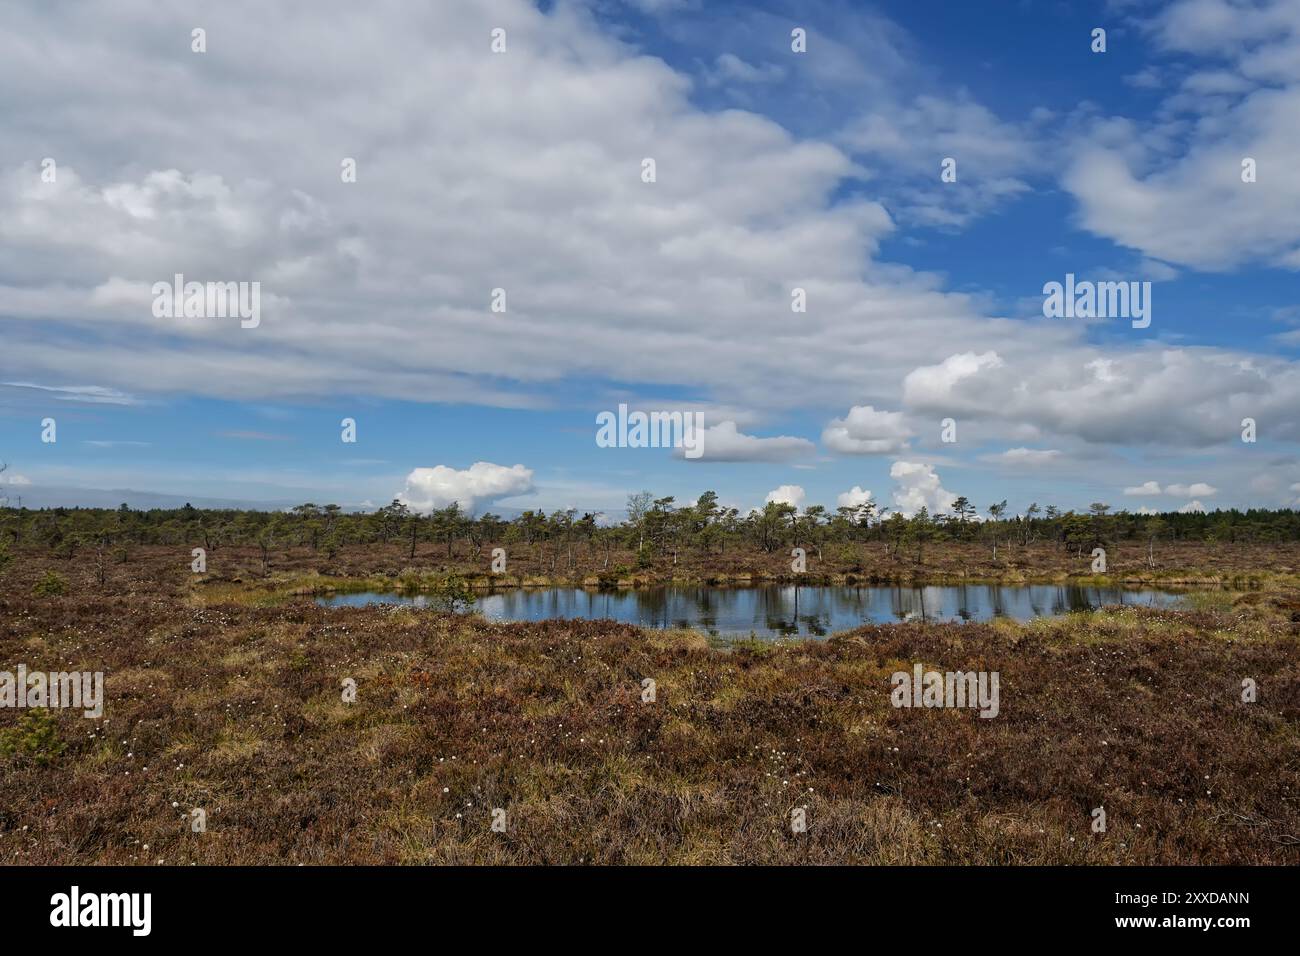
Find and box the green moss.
[0,710,66,765]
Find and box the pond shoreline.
[310,576,1201,595]
[258,571,1227,599]
[314,581,1190,637]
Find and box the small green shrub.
[833,544,862,570]
[50,538,79,561]
[32,571,69,597]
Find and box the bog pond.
[316,583,1185,638]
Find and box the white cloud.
[1062,0,1300,271]
[836,485,874,509]
[1125,480,1164,496]
[2,1,924,412]
[680,420,814,462]
[901,348,1300,447]
[840,93,1036,228]
[2,381,138,405]
[889,460,956,517]
[995,447,1062,466]
[1179,500,1207,513]
[901,352,1004,408]
[1166,482,1218,497]
[1147,0,1298,58]
[1124,480,1217,497]
[765,484,806,508]
[0,472,32,486]
[396,462,534,514]
[822,405,912,454]
[709,53,785,85]
[0,0,1081,421]
[1124,67,1164,89]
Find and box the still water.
[316,583,1184,638]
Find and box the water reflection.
[317,583,1184,639]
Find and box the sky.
[1,0,1299,519]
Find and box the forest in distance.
[4,494,1299,568]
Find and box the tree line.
[2,493,1298,572]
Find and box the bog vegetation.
[0,543,1297,864]
[2,492,1298,865]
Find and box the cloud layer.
[1,0,1298,512]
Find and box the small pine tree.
[32,570,69,597]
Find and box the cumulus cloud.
[1179,500,1207,514]
[1125,480,1217,497]
[679,420,814,462]
[889,460,956,517]
[764,484,806,508]
[836,485,874,509]
[1166,482,1218,497]
[902,348,1300,447]
[901,352,1004,407]
[1125,480,1164,496]
[822,405,912,454]
[397,462,533,514]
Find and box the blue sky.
[1,0,1298,517]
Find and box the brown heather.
[0,544,1297,865]
[165,539,1299,590]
